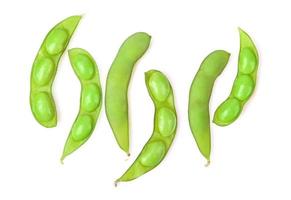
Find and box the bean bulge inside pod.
[213,28,259,126]
[105,32,151,155]
[45,28,69,55]
[31,92,55,123]
[115,70,177,184]
[32,57,55,86]
[71,115,93,141]
[188,50,230,163]
[140,141,166,167]
[61,48,102,162]
[81,84,101,112]
[239,47,257,74]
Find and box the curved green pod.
[188,50,230,162]
[30,15,82,127]
[115,70,177,184]
[213,28,259,126]
[61,48,102,162]
[105,32,151,154]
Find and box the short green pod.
[105,32,151,154]
[115,70,177,184]
[213,28,259,126]
[61,48,102,162]
[30,15,82,127]
[188,50,230,162]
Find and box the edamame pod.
[188,50,230,162]
[30,15,82,127]
[61,48,102,162]
[105,32,151,154]
[115,70,177,184]
[213,28,259,126]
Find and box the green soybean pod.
[188,50,230,163]
[61,48,102,162]
[105,32,151,154]
[30,15,82,127]
[213,28,259,126]
[115,70,177,184]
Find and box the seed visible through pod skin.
[32,57,55,86]
[239,47,257,74]
[71,115,93,141]
[214,98,241,126]
[213,28,259,126]
[61,48,102,162]
[140,141,166,167]
[115,70,177,184]
[81,83,101,112]
[30,15,82,128]
[71,53,95,80]
[45,29,69,55]
[32,92,55,122]
[157,107,176,137]
[148,72,170,102]
[232,75,254,101]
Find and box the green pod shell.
[30,15,82,127]
[116,70,177,183]
[213,28,259,126]
[105,32,151,154]
[188,50,230,162]
[61,48,102,162]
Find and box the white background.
[0,0,290,199]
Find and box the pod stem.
[114,180,120,187]
[60,156,65,164]
[205,160,211,167]
[124,152,131,161]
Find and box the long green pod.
[213,28,259,126]
[30,15,82,127]
[105,32,151,154]
[61,48,102,162]
[116,70,177,184]
[188,50,230,162]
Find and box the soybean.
[213,28,259,126]
[105,32,151,154]
[61,48,102,162]
[30,16,82,127]
[188,50,230,162]
[115,70,177,184]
